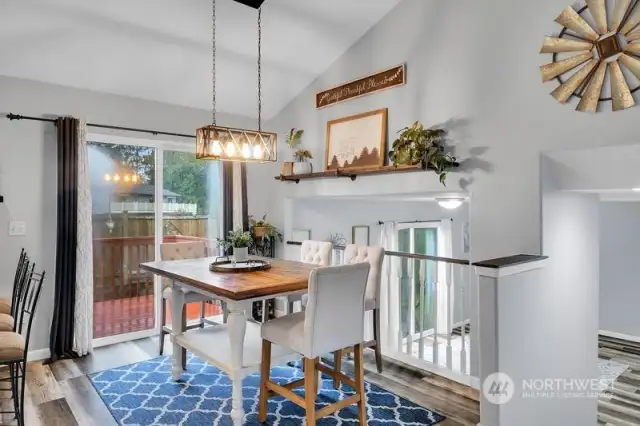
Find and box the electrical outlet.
[8,221,26,236]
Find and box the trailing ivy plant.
[388,121,457,185]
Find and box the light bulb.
[113,174,120,182]
[253,144,263,159]
[132,175,138,183]
[225,141,236,157]
[241,143,251,158]
[104,174,111,181]
[124,175,130,182]
[212,139,222,156]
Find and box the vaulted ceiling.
[0,0,402,119]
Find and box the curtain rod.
[377,218,453,225]
[5,113,196,140]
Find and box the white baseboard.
[27,348,50,362]
[600,330,640,344]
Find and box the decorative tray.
[209,257,272,273]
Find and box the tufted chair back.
[343,244,385,308]
[300,240,332,266]
[160,241,207,289]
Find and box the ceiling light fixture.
[436,198,465,210]
[633,188,640,192]
[196,0,276,162]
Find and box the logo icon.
[483,372,515,405]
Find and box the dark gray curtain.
[49,117,79,361]
[241,163,249,231]
[222,162,234,238]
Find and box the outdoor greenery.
[388,121,457,185]
[92,143,212,215]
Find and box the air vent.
[232,0,265,9]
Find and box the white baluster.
[418,259,426,360]
[459,283,467,374]
[432,260,439,366]
[446,262,453,370]
[397,258,403,353]
[407,255,415,355]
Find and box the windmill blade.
[540,52,594,82]
[551,59,599,103]
[576,61,607,112]
[610,61,636,111]
[555,7,600,41]
[628,28,640,41]
[621,2,640,34]
[612,0,634,31]
[586,0,608,34]
[619,53,640,79]
[625,42,640,56]
[540,36,593,53]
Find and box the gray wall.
[599,202,640,337]
[0,76,255,352]
[248,0,640,263]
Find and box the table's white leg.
[227,301,247,426]
[316,369,322,395]
[171,281,185,381]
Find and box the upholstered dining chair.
[159,241,222,360]
[301,244,386,380]
[259,263,371,425]
[287,240,332,313]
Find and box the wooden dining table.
[140,256,316,426]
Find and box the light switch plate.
[8,221,26,236]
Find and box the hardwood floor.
[598,335,640,426]
[0,337,479,425]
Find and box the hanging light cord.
[212,0,217,126]
[257,8,262,131]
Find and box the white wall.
[599,202,640,337]
[538,157,600,426]
[248,0,640,262]
[0,75,256,352]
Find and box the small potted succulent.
[286,128,313,175]
[217,228,253,262]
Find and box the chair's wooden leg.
[258,340,272,423]
[304,357,317,426]
[373,308,383,373]
[159,299,167,355]
[181,305,187,370]
[333,350,343,389]
[200,301,206,328]
[354,344,367,424]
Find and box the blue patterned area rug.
[89,355,445,425]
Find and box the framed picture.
[352,225,370,246]
[291,229,311,243]
[325,108,387,171]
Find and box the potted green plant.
[249,214,283,240]
[388,121,457,185]
[216,228,253,262]
[286,128,313,175]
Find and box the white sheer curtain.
[379,222,399,349]
[436,218,453,334]
[232,162,244,229]
[74,119,93,356]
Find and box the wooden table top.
[140,257,316,301]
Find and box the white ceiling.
[0,0,401,119]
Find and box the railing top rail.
[285,241,470,266]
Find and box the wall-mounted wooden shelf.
[274,163,459,184]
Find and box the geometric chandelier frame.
[196,0,277,161]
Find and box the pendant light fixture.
[196,0,277,162]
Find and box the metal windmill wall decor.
[540,0,640,112]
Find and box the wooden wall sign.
[316,64,405,109]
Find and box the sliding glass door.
[89,137,223,345]
[89,141,158,341]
